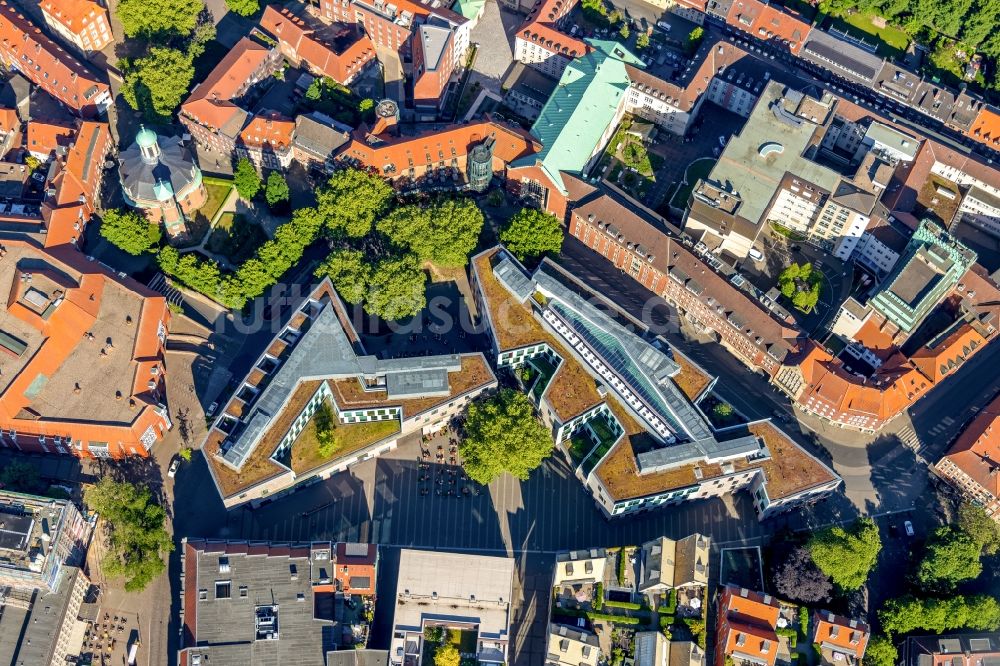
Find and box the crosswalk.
[147,272,183,306]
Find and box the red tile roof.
[725,0,809,54]
[938,394,1000,499]
[516,0,588,59]
[181,37,272,134]
[40,0,110,43]
[337,119,540,178]
[259,5,375,84]
[718,585,781,666]
[968,106,1000,148]
[0,1,109,115]
[26,121,74,157]
[813,610,870,659]
[239,112,295,151]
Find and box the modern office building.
[471,246,840,519]
[868,220,976,334]
[201,280,497,508]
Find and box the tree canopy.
[773,545,833,603]
[879,595,1000,635]
[916,526,983,590]
[778,262,822,312]
[864,637,898,666]
[957,502,1000,554]
[224,0,260,17]
[314,401,339,457]
[317,169,394,238]
[234,159,262,200]
[265,171,290,208]
[0,460,40,493]
[122,47,195,120]
[460,389,553,484]
[365,254,427,321]
[378,198,484,268]
[100,208,162,255]
[434,644,460,666]
[808,517,881,590]
[84,479,173,592]
[116,0,203,39]
[314,248,371,304]
[500,208,564,262]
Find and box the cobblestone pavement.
[468,1,519,93]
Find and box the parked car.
[904,520,914,537]
[167,458,180,479]
[206,401,219,418]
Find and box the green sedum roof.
[515,40,643,194]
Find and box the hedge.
[659,615,674,629]
[799,607,810,637]
[605,600,643,611]
[587,612,641,626]
[659,590,677,614]
[593,583,604,611]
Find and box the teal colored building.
[869,219,977,333]
[514,39,642,195]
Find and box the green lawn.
[669,157,716,210]
[825,12,909,58]
[206,213,267,263]
[197,180,233,225]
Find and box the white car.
[904,520,914,537]
[206,401,218,418]
[167,458,180,479]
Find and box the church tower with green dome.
[118,126,207,241]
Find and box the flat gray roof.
[706,81,841,228]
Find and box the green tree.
[378,198,484,267]
[958,502,1000,554]
[636,32,650,49]
[84,479,173,592]
[619,23,630,39]
[864,637,898,666]
[917,526,983,590]
[188,18,216,60]
[459,389,553,484]
[122,47,195,119]
[500,208,563,261]
[358,98,375,121]
[712,402,734,419]
[687,26,705,53]
[314,248,371,304]
[117,0,203,39]
[808,517,881,590]
[314,401,339,457]
[224,0,259,16]
[100,208,162,255]
[265,171,290,208]
[0,460,39,493]
[178,447,193,462]
[366,254,426,320]
[24,155,41,172]
[434,644,460,666]
[317,168,394,238]
[880,595,1000,635]
[233,158,262,200]
[778,263,802,298]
